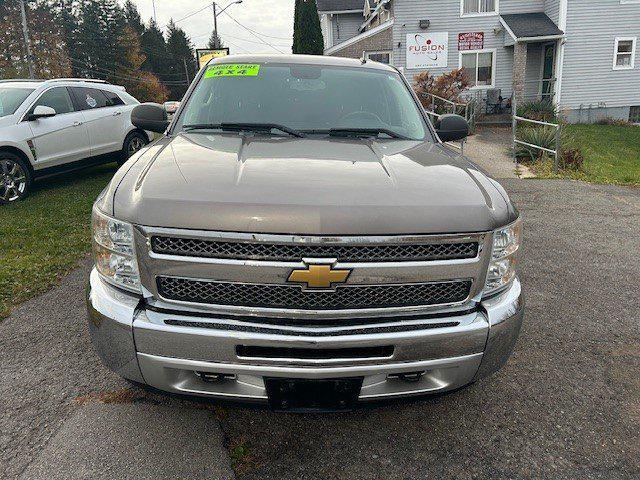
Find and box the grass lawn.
[531,124,640,186]
[0,163,117,319]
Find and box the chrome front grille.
[137,227,491,317]
[150,236,479,262]
[156,276,472,310]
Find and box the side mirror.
[131,103,169,134]
[28,105,56,121]
[435,114,469,142]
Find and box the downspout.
[554,0,568,108]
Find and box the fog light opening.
[387,371,427,382]
[195,371,237,383]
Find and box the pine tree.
[75,0,125,79]
[166,19,196,99]
[50,0,80,76]
[292,0,324,55]
[123,0,145,37]
[207,30,224,50]
[141,18,169,77]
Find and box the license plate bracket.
[264,377,363,412]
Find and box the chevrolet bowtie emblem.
[288,263,351,290]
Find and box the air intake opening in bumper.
[236,345,394,360]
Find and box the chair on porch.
[485,88,504,114]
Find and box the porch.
[474,12,565,123]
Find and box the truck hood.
[111,133,516,235]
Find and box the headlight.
[484,218,522,295]
[92,206,141,293]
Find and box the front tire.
[0,153,32,205]
[119,131,148,166]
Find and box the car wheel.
[119,132,148,165]
[0,153,32,205]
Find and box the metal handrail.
[512,107,562,173]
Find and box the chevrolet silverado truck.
[87,55,523,411]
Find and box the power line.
[68,58,189,86]
[191,30,290,49]
[70,57,188,83]
[221,39,251,54]
[220,18,292,40]
[174,2,214,24]
[221,11,285,53]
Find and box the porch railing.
[421,91,481,155]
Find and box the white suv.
[0,78,152,204]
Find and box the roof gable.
[316,0,364,13]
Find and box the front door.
[27,86,92,168]
[540,43,556,100]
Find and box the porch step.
[476,113,513,126]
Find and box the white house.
[318,0,640,123]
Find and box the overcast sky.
[130,0,294,55]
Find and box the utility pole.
[213,3,218,48]
[183,58,190,84]
[19,0,35,79]
[211,1,242,49]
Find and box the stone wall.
[327,27,392,59]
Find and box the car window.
[102,89,125,107]
[70,87,109,110]
[0,87,35,118]
[31,87,74,115]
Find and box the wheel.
[119,131,148,165]
[0,153,32,204]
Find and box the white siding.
[559,0,640,110]
[332,13,364,45]
[544,0,561,24]
[392,0,545,98]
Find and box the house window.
[461,0,498,16]
[630,106,640,123]
[460,50,495,87]
[613,37,636,70]
[365,50,392,64]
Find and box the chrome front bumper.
[87,269,524,403]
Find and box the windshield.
[175,63,428,140]
[0,87,35,118]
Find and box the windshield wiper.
[327,128,410,140]
[183,122,305,138]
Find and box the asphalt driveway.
[1,179,638,479]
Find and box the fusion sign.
[406,32,448,69]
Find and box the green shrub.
[516,99,558,123]
[515,126,557,161]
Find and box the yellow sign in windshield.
[205,64,260,78]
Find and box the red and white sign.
[406,32,449,69]
[458,32,484,51]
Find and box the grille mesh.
[151,236,479,263]
[156,276,472,310]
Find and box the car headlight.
[484,218,522,295]
[92,205,141,293]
